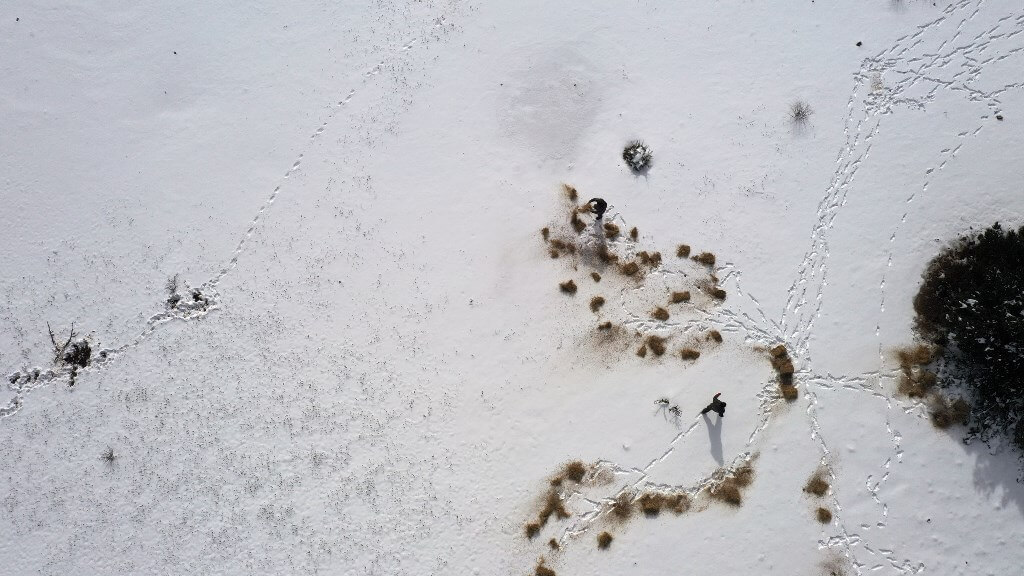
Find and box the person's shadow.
[703,413,724,466]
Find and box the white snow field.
[2,0,1023,574]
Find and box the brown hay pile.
[536,560,557,576]
[638,493,666,517]
[559,280,577,295]
[638,251,662,267]
[620,261,640,276]
[930,397,970,429]
[597,321,613,331]
[731,464,755,488]
[549,249,560,259]
[710,482,742,507]
[604,222,620,239]
[597,244,619,264]
[665,494,690,514]
[562,461,588,484]
[610,492,633,520]
[708,330,723,343]
[670,291,691,304]
[780,383,799,401]
[706,286,727,300]
[538,490,570,525]
[816,507,833,523]
[549,239,575,255]
[897,344,933,368]
[636,345,648,358]
[693,252,716,266]
[629,227,638,240]
[590,272,601,282]
[680,348,700,361]
[541,227,550,241]
[548,538,559,551]
[590,296,606,313]
[525,522,541,539]
[804,471,829,497]
[596,532,614,550]
[570,212,586,233]
[770,345,788,358]
[772,356,795,375]
[898,370,937,398]
[646,335,667,356]
[562,183,578,202]
[651,307,670,321]
[676,244,691,258]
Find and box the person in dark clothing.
[699,393,726,417]
[587,198,608,220]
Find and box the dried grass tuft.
[670,291,691,304]
[525,523,541,539]
[611,492,633,520]
[604,222,620,239]
[548,538,560,551]
[596,532,614,550]
[816,507,833,523]
[804,471,829,497]
[780,383,799,401]
[559,280,577,295]
[629,227,638,241]
[770,345,788,358]
[591,272,602,282]
[930,397,970,429]
[562,461,588,483]
[570,212,586,234]
[636,345,648,358]
[536,560,557,576]
[541,227,550,241]
[651,307,670,321]
[676,244,691,258]
[897,344,933,368]
[706,287,727,300]
[646,335,667,357]
[693,252,716,266]
[590,296,606,313]
[563,183,578,202]
[619,261,640,276]
[549,249,560,259]
[638,493,666,517]
[708,330,723,343]
[680,348,700,361]
[597,321,613,331]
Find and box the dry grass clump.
[670,291,691,304]
[636,345,647,357]
[596,532,614,550]
[536,560,557,576]
[710,464,755,507]
[646,335,667,356]
[708,330,723,343]
[770,345,787,358]
[629,227,638,240]
[559,280,577,295]
[897,344,933,367]
[541,227,550,241]
[771,354,794,375]
[680,348,700,361]
[676,244,691,258]
[638,251,662,267]
[562,460,588,484]
[604,222,620,239]
[816,507,833,523]
[651,307,670,321]
[548,538,559,551]
[610,492,633,520]
[619,261,640,276]
[549,249,560,259]
[598,321,613,331]
[665,493,690,514]
[590,272,601,282]
[570,212,586,233]
[898,370,937,398]
[538,490,570,525]
[590,296,606,313]
[705,286,727,300]
[525,522,541,539]
[693,252,716,266]
[638,493,666,517]
[929,397,970,429]
[596,244,618,264]
[731,464,755,488]
[804,471,830,497]
[780,383,799,401]
[563,183,578,202]
[549,238,576,256]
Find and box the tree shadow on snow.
[962,438,1024,516]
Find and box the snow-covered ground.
[2,1,1023,574]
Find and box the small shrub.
[790,101,813,123]
[816,507,832,523]
[636,345,648,358]
[622,140,653,172]
[804,471,829,497]
[676,244,691,258]
[525,522,541,539]
[629,227,638,241]
[570,212,586,233]
[693,252,716,266]
[619,261,640,276]
[638,493,666,517]
[680,348,700,361]
[651,307,669,321]
[780,383,799,401]
[563,461,588,483]
[559,280,577,295]
[604,222,620,239]
[590,296,606,313]
[708,330,723,343]
[598,321,613,331]
[706,287,727,300]
[670,291,691,304]
[541,227,550,241]
[596,531,614,549]
[646,335,667,356]
[563,183,578,202]
[591,272,601,282]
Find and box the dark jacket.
[700,393,726,417]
